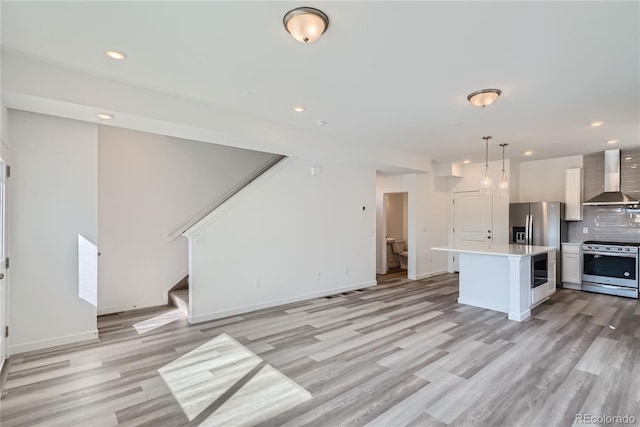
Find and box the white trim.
[562,283,581,290]
[458,297,508,314]
[184,157,295,237]
[508,309,532,322]
[9,330,98,356]
[0,356,6,376]
[409,270,449,280]
[188,280,377,324]
[98,300,166,316]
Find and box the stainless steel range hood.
[583,149,639,206]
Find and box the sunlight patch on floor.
[159,333,311,426]
[133,308,186,334]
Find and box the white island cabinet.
[432,244,556,322]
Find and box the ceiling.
[1,1,638,169]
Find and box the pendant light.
[498,143,509,196]
[479,136,493,194]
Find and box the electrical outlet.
[316,272,321,278]
[583,227,589,234]
[255,279,261,288]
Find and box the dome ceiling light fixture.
[467,89,502,108]
[283,7,329,43]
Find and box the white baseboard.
[98,300,166,316]
[458,297,508,314]
[189,280,377,324]
[9,330,99,356]
[410,269,449,280]
[508,309,532,322]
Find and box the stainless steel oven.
[581,241,639,298]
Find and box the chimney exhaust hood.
[583,149,639,206]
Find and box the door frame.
[381,193,389,274]
[380,191,410,276]
[0,154,9,370]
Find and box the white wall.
[376,171,449,279]
[185,158,377,323]
[97,126,277,314]
[9,110,98,354]
[519,155,583,202]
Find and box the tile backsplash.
[568,206,640,242]
[567,147,640,243]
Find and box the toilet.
[391,241,408,270]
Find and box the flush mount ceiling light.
[96,113,113,120]
[479,136,493,194]
[105,50,126,60]
[283,7,329,43]
[467,89,501,108]
[463,160,471,164]
[498,143,509,196]
[524,150,534,156]
[590,121,604,127]
[606,139,619,144]
[293,106,306,113]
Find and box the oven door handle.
[582,250,638,258]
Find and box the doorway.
[382,192,408,277]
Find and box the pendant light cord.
[483,136,492,175]
[499,143,508,176]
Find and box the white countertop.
[431,243,556,257]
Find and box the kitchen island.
[431,244,556,321]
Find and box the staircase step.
[170,289,189,316]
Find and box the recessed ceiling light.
[463,160,471,164]
[524,150,534,156]
[106,50,127,60]
[590,121,604,127]
[315,120,327,126]
[606,139,619,144]
[96,113,113,120]
[293,106,305,113]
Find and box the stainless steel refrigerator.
[509,202,567,285]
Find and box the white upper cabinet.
[565,168,583,221]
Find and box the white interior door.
[453,191,493,271]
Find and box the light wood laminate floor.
[1,273,639,426]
